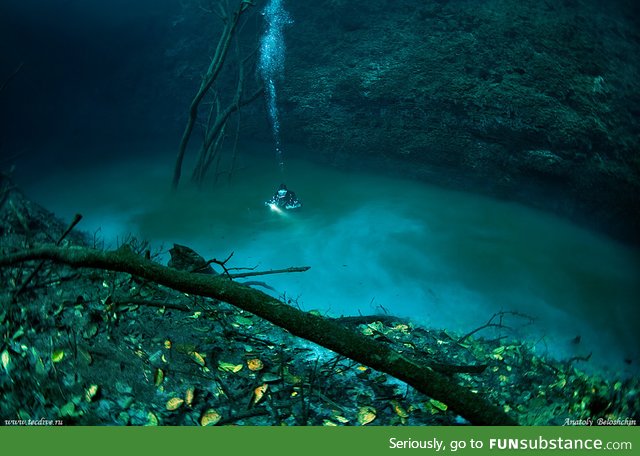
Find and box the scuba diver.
[265,184,302,210]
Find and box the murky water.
[19,142,640,375]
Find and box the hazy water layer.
[20,145,640,374]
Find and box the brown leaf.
[253,384,268,405]
[247,358,264,371]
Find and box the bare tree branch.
[458,310,534,343]
[172,0,255,190]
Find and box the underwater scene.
[0,0,639,426]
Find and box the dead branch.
[205,251,235,277]
[0,244,517,425]
[172,0,255,190]
[567,352,592,364]
[227,266,311,279]
[458,310,534,343]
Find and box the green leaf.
[59,401,76,417]
[52,349,65,363]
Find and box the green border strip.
[1,425,638,456]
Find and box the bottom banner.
[0,425,638,455]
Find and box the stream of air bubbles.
[258,0,292,172]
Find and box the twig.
[458,310,534,343]
[113,298,192,313]
[215,408,270,426]
[57,214,83,245]
[226,266,310,279]
[566,352,592,364]
[210,251,235,277]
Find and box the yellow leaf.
[361,327,374,336]
[200,409,222,426]
[367,322,385,332]
[253,384,268,405]
[163,340,172,349]
[331,413,350,424]
[84,385,99,402]
[391,400,409,418]
[185,387,195,406]
[1,350,10,370]
[393,324,410,333]
[52,349,65,363]
[322,419,338,426]
[190,351,206,367]
[357,406,376,425]
[218,361,243,373]
[247,358,264,371]
[166,397,184,411]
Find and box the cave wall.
[277,0,640,244]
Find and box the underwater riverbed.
[18,142,640,376]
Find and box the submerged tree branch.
[0,244,517,425]
[227,266,310,279]
[172,0,255,190]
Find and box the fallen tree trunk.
[0,244,517,425]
